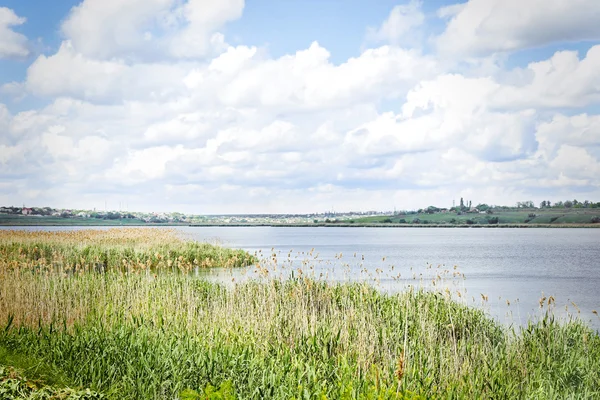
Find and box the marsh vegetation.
[0,229,598,399]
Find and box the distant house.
[22,207,33,215]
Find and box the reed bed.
[0,230,599,399]
[0,229,255,273]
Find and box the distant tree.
[476,203,490,211]
[540,201,547,208]
[564,200,573,208]
[468,200,472,209]
[460,197,464,209]
[487,216,499,224]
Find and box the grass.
[0,228,256,272]
[0,214,157,226]
[350,208,600,226]
[1,229,599,399]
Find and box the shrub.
[465,219,474,225]
[412,218,420,224]
[487,216,499,224]
[591,216,600,223]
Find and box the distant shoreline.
[188,223,600,228]
[3,222,598,228]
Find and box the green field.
[350,208,600,226]
[0,214,161,226]
[1,229,599,399]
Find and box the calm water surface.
[3,226,599,330]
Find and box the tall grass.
[0,230,599,399]
[0,229,255,273]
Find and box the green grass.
[0,229,256,272]
[0,351,104,399]
[351,209,600,226]
[0,214,159,226]
[1,231,599,399]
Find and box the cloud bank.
[1,0,599,213]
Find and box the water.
[2,226,599,330]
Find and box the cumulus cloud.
[491,46,600,109]
[437,0,600,55]
[60,0,244,60]
[367,0,424,45]
[0,7,29,58]
[2,0,600,212]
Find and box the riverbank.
[1,229,598,399]
[188,222,600,228]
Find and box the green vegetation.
[350,208,600,226]
[0,350,103,399]
[1,230,599,399]
[0,229,256,272]
[0,214,153,226]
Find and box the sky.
[1,0,600,214]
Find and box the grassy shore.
[1,229,599,399]
[350,208,600,226]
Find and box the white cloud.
[491,46,600,109]
[345,74,536,162]
[60,0,244,60]
[367,1,424,45]
[536,113,600,157]
[168,0,244,58]
[216,42,437,110]
[61,0,172,60]
[550,145,600,180]
[437,0,600,55]
[3,1,600,212]
[0,7,29,58]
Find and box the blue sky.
[1,0,600,213]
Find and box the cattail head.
[395,352,405,382]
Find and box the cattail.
[395,352,405,382]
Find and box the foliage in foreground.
[0,365,103,399]
[1,272,599,399]
[0,230,599,399]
